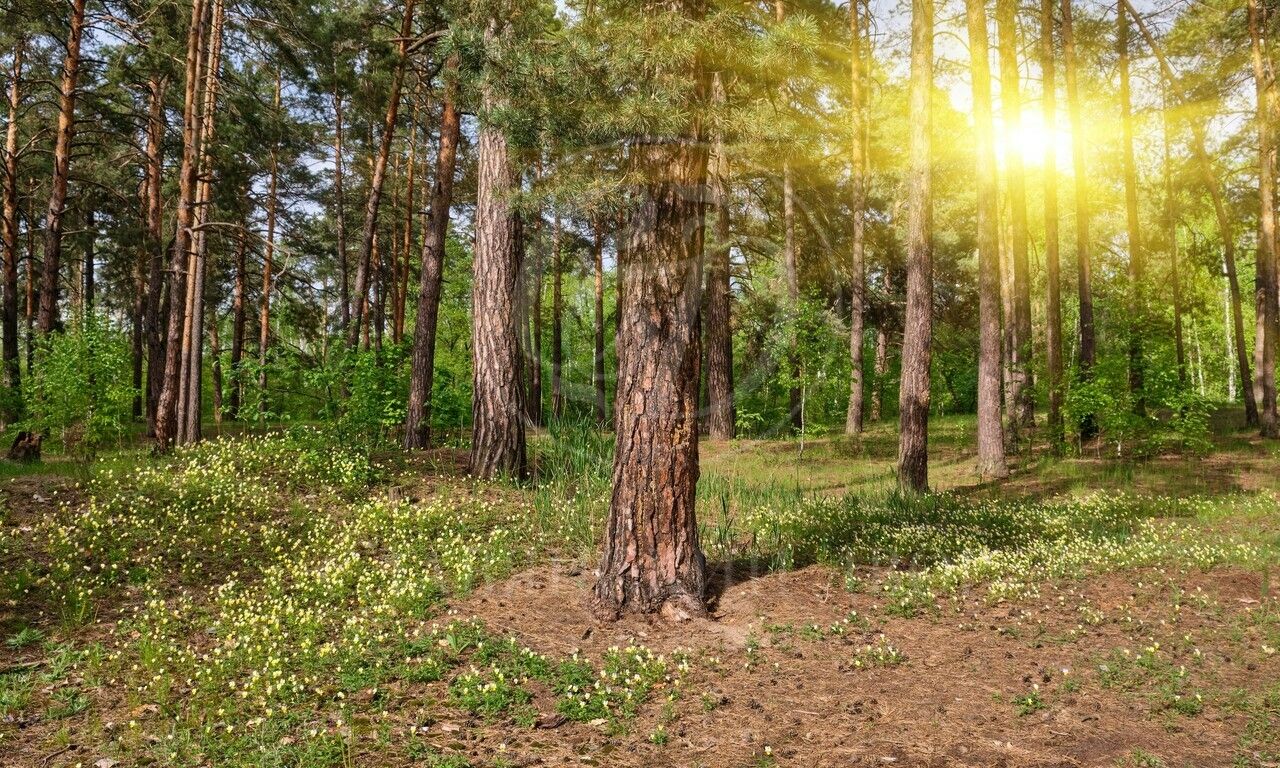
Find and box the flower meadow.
[2,430,1278,764]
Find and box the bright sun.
[998,112,1074,170]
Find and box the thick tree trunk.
[347,0,416,349]
[143,76,167,434]
[593,221,607,426]
[1121,0,1258,426]
[36,0,88,335]
[551,214,565,420]
[1118,4,1146,416]
[1040,0,1064,452]
[997,0,1034,434]
[334,89,350,332]
[2,42,23,415]
[593,91,709,622]
[469,69,526,479]
[706,74,734,440]
[845,2,867,438]
[1251,0,1278,437]
[967,0,1009,480]
[155,0,209,448]
[405,62,460,449]
[897,0,933,492]
[1062,0,1097,441]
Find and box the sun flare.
[997,112,1074,170]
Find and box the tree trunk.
[2,41,23,416]
[845,1,868,438]
[1061,0,1097,441]
[347,0,416,350]
[469,55,526,479]
[229,218,246,420]
[1118,3,1146,416]
[1161,93,1187,388]
[83,209,94,316]
[143,76,167,435]
[967,0,1009,480]
[871,313,888,422]
[155,0,209,448]
[405,60,461,449]
[1120,0,1258,426]
[258,72,280,415]
[36,0,88,335]
[528,213,544,427]
[996,0,1034,434]
[706,74,734,440]
[593,220,607,426]
[1251,0,1278,437]
[897,0,934,492]
[334,89,350,332]
[210,311,222,426]
[593,50,709,620]
[551,214,565,420]
[1040,0,1064,452]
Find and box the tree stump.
[7,431,42,462]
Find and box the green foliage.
[22,316,136,458]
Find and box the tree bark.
[871,314,888,422]
[776,1,801,435]
[1040,0,1064,452]
[706,74,734,440]
[229,217,246,420]
[155,0,209,448]
[333,89,350,332]
[143,76,167,434]
[845,1,868,438]
[967,0,1009,479]
[996,0,1034,434]
[2,41,23,416]
[528,212,544,427]
[347,0,416,349]
[1118,3,1146,416]
[405,59,461,449]
[1161,93,1186,388]
[36,0,88,335]
[897,0,934,492]
[593,220,607,426]
[593,42,709,620]
[1061,0,1097,440]
[1251,0,1278,437]
[551,214,565,420]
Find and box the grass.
[2,412,1279,765]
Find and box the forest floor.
[1,414,1279,768]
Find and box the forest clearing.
[3,0,1280,764]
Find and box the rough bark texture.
[594,0,709,620]
[1062,0,1097,441]
[593,222,608,426]
[845,2,867,438]
[967,0,1009,480]
[37,0,88,335]
[2,42,23,415]
[143,76,167,434]
[347,0,415,349]
[1040,0,1064,452]
[897,0,933,492]
[706,73,734,440]
[1251,0,1278,437]
[1118,4,1146,416]
[469,79,526,479]
[405,61,460,450]
[996,0,1034,434]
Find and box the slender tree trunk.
[258,72,280,414]
[1162,94,1187,388]
[551,214,565,420]
[528,214,544,427]
[1251,0,1278,437]
[967,0,1009,479]
[1062,0,1097,440]
[592,220,607,426]
[2,41,23,415]
[210,312,222,426]
[1118,3,1146,415]
[846,2,868,437]
[997,0,1034,433]
[83,209,94,316]
[24,190,34,373]
[1120,0,1258,426]
[229,218,246,420]
[871,311,888,422]
[334,89,350,332]
[396,88,422,345]
[706,74,734,440]
[404,62,461,449]
[143,76,167,434]
[155,0,209,448]
[36,0,88,335]
[897,0,933,492]
[1040,0,1064,451]
[469,42,526,479]
[775,1,801,435]
[593,25,709,619]
[347,0,416,349]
